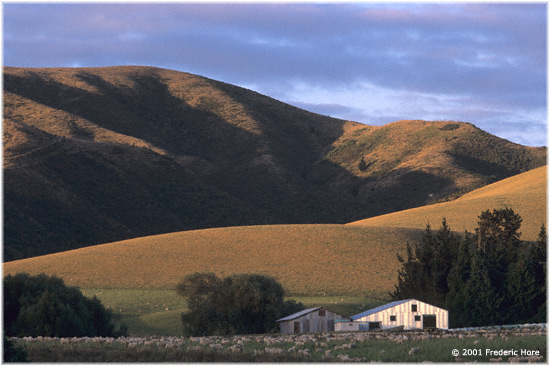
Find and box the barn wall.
[334,321,359,332]
[355,300,448,330]
[279,308,349,334]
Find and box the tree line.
[391,208,546,327]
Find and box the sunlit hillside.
[348,166,547,241]
[4,166,547,297]
[3,225,422,296]
[4,66,545,260]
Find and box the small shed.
[350,299,448,330]
[277,307,350,334]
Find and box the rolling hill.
[4,166,546,296]
[2,225,423,296]
[3,66,546,260]
[348,165,547,241]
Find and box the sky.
[3,2,547,147]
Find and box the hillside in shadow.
[3,66,546,260]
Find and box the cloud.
[3,3,546,146]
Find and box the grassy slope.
[4,225,421,296]
[348,165,547,241]
[3,66,546,260]
[4,166,547,295]
[4,167,546,336]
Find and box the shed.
[350,299,448,330]
[276,307,350,334]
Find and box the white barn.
[350,299,448,330]
[277,307,350,334]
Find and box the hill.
[2,225,422,296]
[348,166,547,241]
[3,66,546,260]
[4,166,547,296]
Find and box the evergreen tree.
[506,254,537,324]
[446,233,473,328]
[391,219,459,308]
[390,243,423,301]
[474,208,524,324]
[525,224,547,322]
[462,249,503,326]
[431,218,460,306]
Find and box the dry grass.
[3,225,421,296]
[348,166,547,241]
[4,167,546,296]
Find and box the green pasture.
[81,288,387,336]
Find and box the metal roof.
[276,307,322,322]
[350,299,412,320]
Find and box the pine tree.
[525,224,547,322]
[390,243,423,301]
[446,233,473,327]
[506,255,537,324]
[391,219,459,307]
[474,208,524,324]
[462,249,503,326]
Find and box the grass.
[80,288,386,336]
[349,165,547,242]
[80,288,187,336]
[14,333,546,362]
[4,66,545,261]
[4,225,421,296]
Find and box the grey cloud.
[3,3,546,146]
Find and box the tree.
[390,219,459,308]
[446,233,473,327]
[524,224,547,322]
[474,208,524,324]
[3,273,126,337]
[3,333,27,362]
[177,273,304,336]
[461,249,503,326]
[446,208,540,327]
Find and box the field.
[12,326,546,362]
[4,225,422,296]
[80,288,385,336]
[4,166,546,338]
[349,165,547,241]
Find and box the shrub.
[3,273,126,337]
[177,273,304,336]
[3,333,27,362]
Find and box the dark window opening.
[390,315,396,321]
[369,322,381,329]
[411,304,418,312]
[318,309,326,316]
[415,315,421,321]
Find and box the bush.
[3,333,27,362]
[177,273,304,336]
[4,273,126,337]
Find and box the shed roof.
[350,299,411,320]
[276,307,322,322]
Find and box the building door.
[423,315,437,329]
[328,320,335,331]
[303,319,310,333]
[293,321,301,333]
